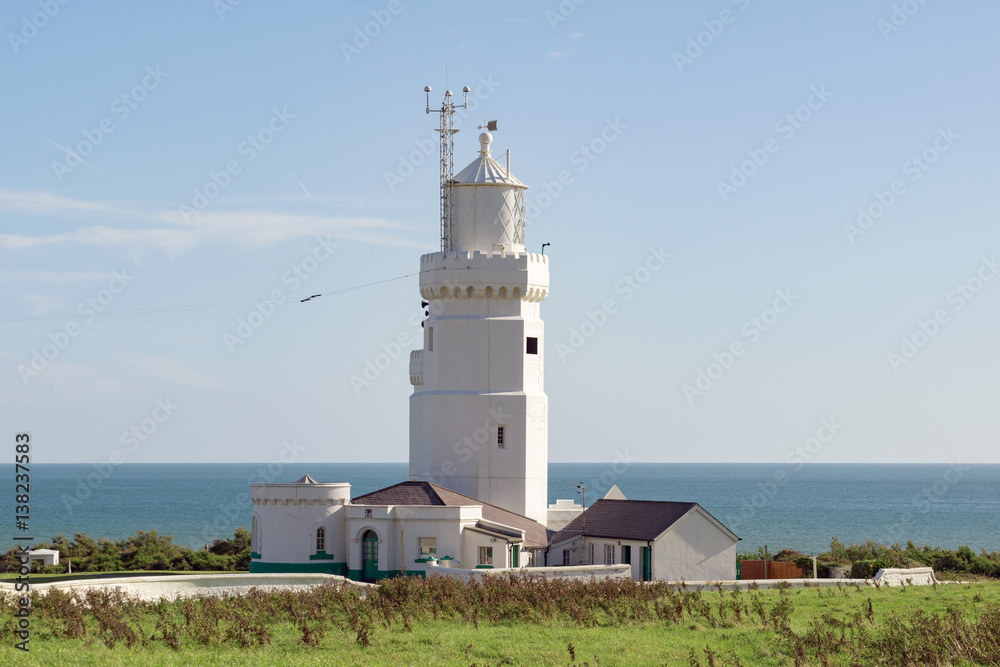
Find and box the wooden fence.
[738,560,803,580]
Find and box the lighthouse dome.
[450,131,528,253]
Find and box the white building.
[547,498,740,581]
[408,130,550,525]
[251,477,549,581]
[249,94,738,583]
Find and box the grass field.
[1,576,998,666]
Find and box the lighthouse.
[408,90,550,524]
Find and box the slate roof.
[352,481,551,548]
[549,499,737,545]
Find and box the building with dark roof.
[547,498,740,581]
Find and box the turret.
[450,132,527,254]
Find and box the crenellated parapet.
[250,482,352,507]
[418,250,549,302]
[409,349,423,386]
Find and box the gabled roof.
[352,481,551,548]
[548,499,738,545]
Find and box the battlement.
[418,251,549,302]
[420,250,548,267]
[409,349,423,386]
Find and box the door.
[641,546,651,581]
[511,545,519,568]
[362,530,378,582]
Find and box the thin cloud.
[0,270,115,283]
[0,188,427,252]
[117,350,236,389]
[280,167,311,198]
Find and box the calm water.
[2,463,998,554]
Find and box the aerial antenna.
[425,84,470,253]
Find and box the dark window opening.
[497,426,505,447]
[526,337,538,354]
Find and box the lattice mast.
[425,85,470,253]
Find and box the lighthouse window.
[526,337,538,354]
[497,426,505,448]
[316,527,325,552]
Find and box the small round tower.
[449,132,528,254]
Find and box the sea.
[3,463,999,555]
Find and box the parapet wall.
[426,564,631,582]
[419,251,549,302]
[0,573,372,602]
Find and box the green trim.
[475,565,494,569]
[250,561,348,576]
[250,552,261,560]
[309,550,336,561]
[414,557,437,564]
[439,555,453,561]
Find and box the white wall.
[409,250,550,524]
[653,509,737,581]
[250,483,350,564]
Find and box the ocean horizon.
[3,462,998,556]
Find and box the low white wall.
[426,564,631,582]
[874,567,936,586]
[0,573,372,602]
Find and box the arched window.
[251,515,261,554]
[316,527,326,552]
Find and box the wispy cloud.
[549,51,563,60]
[117,350,235,389]
[0,270,116,283]
[25,293,63,315]
[0,189,428,252]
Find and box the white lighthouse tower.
[408,88,550,524]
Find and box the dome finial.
[478,131,492,157]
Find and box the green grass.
[1,578,998,665]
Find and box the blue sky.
[2,1,998,465]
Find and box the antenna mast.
[425,85,470,253]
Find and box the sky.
[2,1,999,466]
